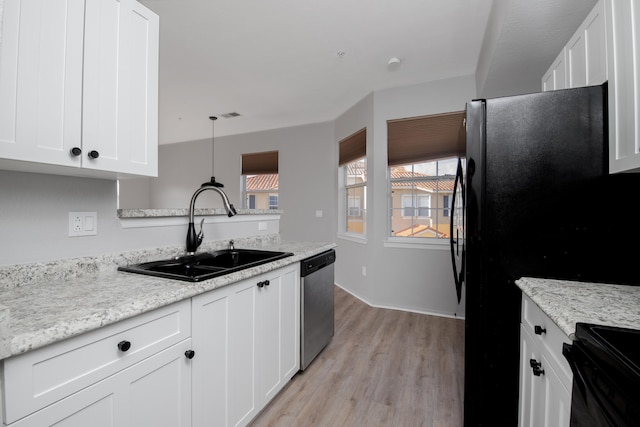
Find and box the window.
[269,194,278,210]
[443,195,451,217]
[387,111,465,241]
[241,151,279,210]
[390,159,457,239]
[402,194,430,217]
[339,128,366,236]
[247,194,256,209]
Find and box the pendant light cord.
[201,116,223,187]
[210,116,217,179]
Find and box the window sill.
[383,238,450,250]
[337,233,368,244]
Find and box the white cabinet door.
[541,353,571,427]
[519,326,545,427]
[11,339,192,427]
[0,0,84,167]
[606,0,640,173]
[192,277,259,427]
[567,0,607,88]
[192,264,300,427]
[258,266,300,403]
[542,0,606,92]
[542,49,567,92]
[519,297,571,427]
[82,0,158,176]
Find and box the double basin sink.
[118,249,293,282]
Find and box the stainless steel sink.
[118,249,293,282]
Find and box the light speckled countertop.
[117,208,282,218]
[516,277,640,338]
[0,235,335,360]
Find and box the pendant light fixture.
[202,116,223,187]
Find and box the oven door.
[563,327,640,427]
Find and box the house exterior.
[389,167,454,238]
[244,174,279,210]
[344,162,455,238]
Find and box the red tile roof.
[394,224,449,238]
[246,174,279,191]
[390,167,455,191]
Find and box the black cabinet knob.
[534,325,546,335]
[529,358,544,376]
[118,340,131,352]
[88,150,100,159]
[264,279,270,287]
[70,147,82,156]
[185,350,196,359]
[257,281,265,288]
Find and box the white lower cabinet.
[518,295,572,427]
[1,300,192,427]
[1,264,301,427]
[10,339,192,427]
[192,264,300,427]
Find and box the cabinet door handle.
[70,147,82,156]
[264,279,270,287]
[185,350,196,359]
[118,340,132,352]
[534,325,546,335]
[88,150,100,159]
[529,358,544,376]
[257,281,265,288]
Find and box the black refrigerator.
[451,83,640,426]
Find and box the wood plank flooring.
[250,286,465,427]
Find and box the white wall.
[0,170,278,266]
[214,121,336,243]
[119,121,337,244]
[334,75,474,318]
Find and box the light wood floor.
[250,286,465,427]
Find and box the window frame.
[339,156,367,239]
[268,194,278,210]
[387,158,457,246]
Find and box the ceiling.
[139,0,598,145]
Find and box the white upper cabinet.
[0,0,158,177]
[542,49,567,92]
[543,0,640,173]
[542,0,607,92]
[567,0,607,88]
[605,0,640,173]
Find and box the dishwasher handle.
[300,249,336,277]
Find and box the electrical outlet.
[69,212,98,237]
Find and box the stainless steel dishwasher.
[300,249,336,370]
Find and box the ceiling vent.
[221,112,241,118]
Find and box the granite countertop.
[516,277,640,338]
[117,208,282,218]
[0,236,335,360]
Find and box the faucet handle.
[229,239,235,250]
[196,218,205,248]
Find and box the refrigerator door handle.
[450,157,465,303]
